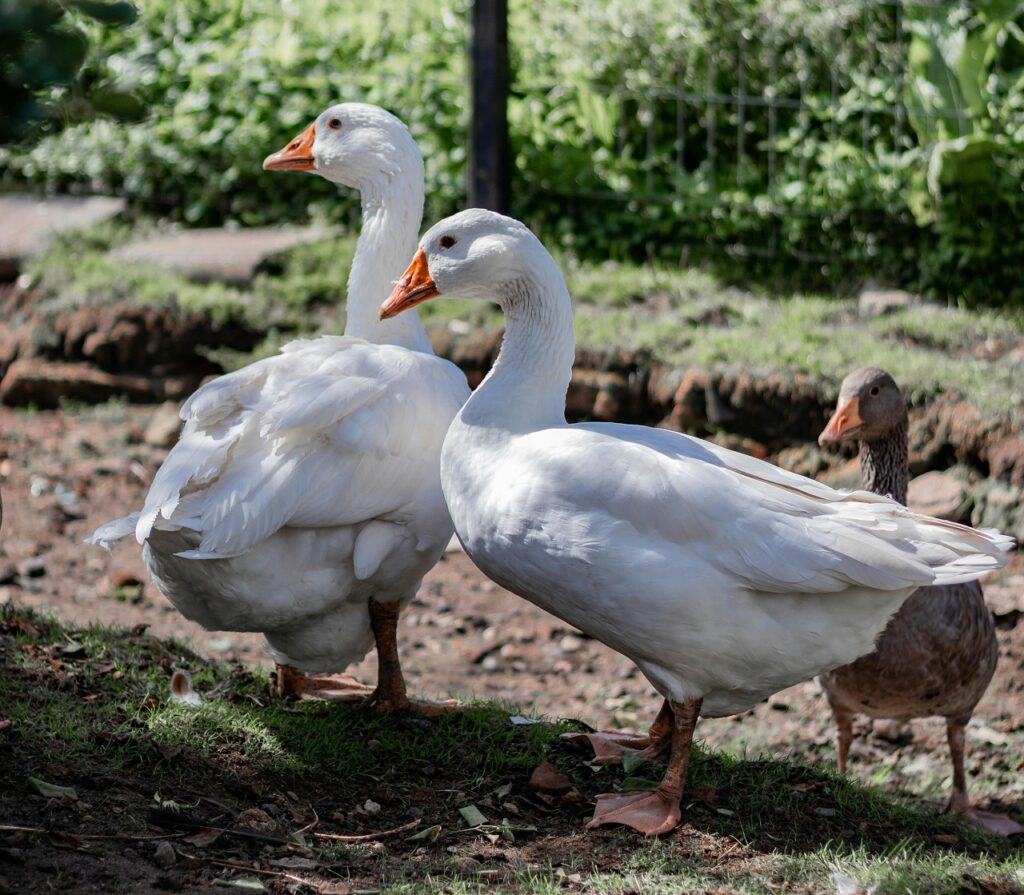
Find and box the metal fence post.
[469,0,509,212]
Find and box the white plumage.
[90,105,469,703]
[379,208,1011,833]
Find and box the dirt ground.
[2,401,1023,829]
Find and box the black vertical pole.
[469,0,509,212]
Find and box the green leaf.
[458,804,487,827]
[62,0,138,25]
[621,751,647,774]
[28,776,78,801]
[90,89,146,121]
[618,777,662,793]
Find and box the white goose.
[379,209,1012,835]
[89,104,469,711]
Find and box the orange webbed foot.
[275,666,375,702]
[960,808,1024,837]
[562,730,658,764]
[586,789,682,837]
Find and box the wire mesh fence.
[505,0,999,281]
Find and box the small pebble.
[153,840,176,868]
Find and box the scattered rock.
[235,807,277,834]
[857,288,922,317]
[144,402,183,449]
[0,359,174,408]
[359,799,382,817]
[452,856,480,875]
[775,444,828,478]
[870,719,913,745]
[908,469,972,521]
[153,840,176,868]
[558,634,584,654]
[973,480,1024,543]
[985,435,1024,487]
[982,556,1024,617]
[17,557,46,579]
[109,226,336,286]
[0,195,125,276]
[707,431,769,460]
[818,457,862,491]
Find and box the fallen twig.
[147,807,290,846]
[295,806,320,836]
[202,857,322,892]
[312,818,420,842]
[0,823,186,842]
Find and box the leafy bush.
[0,0,140,143]
[2,0,1022,306]
[0,0,468,224]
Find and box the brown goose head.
[819,367,906,446]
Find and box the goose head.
[819,367,906,446]
[380,209,555,317]
[262,102,421,191]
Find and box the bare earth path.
[1,403,1022,820]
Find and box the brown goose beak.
[263,123,316,172]
[818,396,863,446]
[380,249,438,319]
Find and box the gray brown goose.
[818,367,1022,836]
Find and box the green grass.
[2,604,1022,894]
[24,221,1024,416]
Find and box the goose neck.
[461,271,575,432]
[344,178,430,352]
[858,417,909,505]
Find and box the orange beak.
[379,249,439,319]
[818,396,864,446]
[262,123,316,172]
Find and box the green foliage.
[0,0,468,225]
[2,0,1023,305]
[0,0,141,143]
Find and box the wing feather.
[96,335,468,559]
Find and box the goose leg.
[587,697,701,837]
[566,698,674,764]
[945,717,1024,836]
[365,599,460,716]
[365,599,411,713]
[274,663,374,701]
[833,706,854,773]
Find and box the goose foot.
[587,789,681,837]
[563,730,654,763]
[363,688,462,717]
[944,719,1022,836]
[953,806,1024,837]
[274,664,374,701]
[364,598,461,715]
[586,697,701,837]
[565,699,674,765]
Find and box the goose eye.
[439,235,457,249]
[869,385,880,396]
[327,118,343,131]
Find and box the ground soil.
[0,404,1022,892]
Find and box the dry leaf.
[184,827,224,848]
[528,762,572,796]
[28,776,77,801]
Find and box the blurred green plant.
[0,0,141,143]
[1,0,1022,307]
